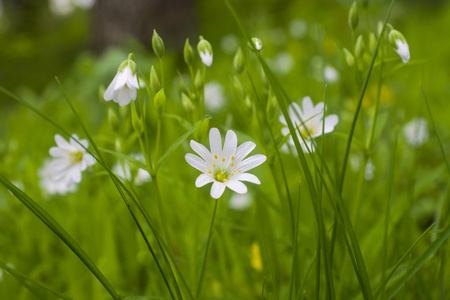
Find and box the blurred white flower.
[104,64,139,106]
[279,96,339,153]
[403,117,429,148]
[289,19,308,40]
[47,134,96,185]
[394,39,410,63]
[0,268,3,282]
[73,0,95,9]
[112,154,151,186]
[229,193,253,211]
[49,0,74,16]
[186,128,266,199]
[272,51,295,75]
[39,159,77,196]
[204,81,226,112]
[221,34,239,54]
[324,66,339,83]
[364,158,375,181]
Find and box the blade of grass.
[99,148,147,170]
[0,177,120,300]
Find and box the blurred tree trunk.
[92,0,197,53]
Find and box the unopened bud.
[233,76,244,98]
[150,66,161,93]
[152,29,165,59]
[266,89,278,122]
[153,89,166,116]
[389,29,410,63]
[348,2,359,31]
[249,37,263,52]
[107,108,120,133]
[244,95,252,114]
[369,32,377,53]
[233,47,244,74]
[197,36,213,67]
[181,92,194,112]
[361,0,369,9]
[184,38,194,66]
[342,48,355,67]
[355,35,365,57]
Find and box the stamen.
[237,170,241,172]
[231,163,234,167]
[214,154,218,159]
[213,164,216,167]
[222,158,225,162]
[223,179,228,182]
[217,174,221,178]
[208,170,212,173]
[231,156,235,160]
[231,173,234,176]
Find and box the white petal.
[127,73,140,89]
[238,154,266,173]
[223,130,238,159]
[195,174,214,187]
[83,153,96,166]
[69,167,82,183]
[323,114,339,134]
[200,51,213,67]
[234,141,256,163]
[289,102,302,123]
[114,69,128,90]
[190,140,212,165]
[210,182,226,199]
[236,173,261,184]
[209,128,222,157]
[302,96,314,117]
[49,147,67,158]
[226,180,248,194]
[281,127,290,137]
[54,134,71,150]
[279,114,287,125]
[185,153,207,172]
[104,73,118,101]
[312,102,325,117]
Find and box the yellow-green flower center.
[214,169,229,183]
[300,124,315,139]
[69,151,83,164]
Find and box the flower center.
[69,151,83,164]
[214,169,229,183]
[300,124,315,139]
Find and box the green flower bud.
[355,34,365,58]
[377,21,384,38]
[244,95,253,114]
[181,92,194,112]
[369,32,377,53]
[233,47,244,74]
[184,38,194,66]
[361,0,369,9]
[195,70,204,90]
[152,29,165,59]
[131,103,143,136]
[389,29,410,63]
[150,66,161,93]
[266,89,278,122]
[197,36,213,67]
[118,58,137,74]
[342,47,355,67]
[249,37,263,52]
[107,108,120,133]
[233,76,244,98]
[153,89,166,117]
[348,2,359,31]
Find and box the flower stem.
[195,198,219,299]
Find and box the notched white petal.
[226,180,248,194]
[210,181,226,199]
[185,153,207,172]
[195,174,214,187]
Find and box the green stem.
[195,198,219,299]
[155,116,163,166]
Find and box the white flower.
[199,49,213,67]
[204,81,226,112]
[39,159,77,196]
[112,154,151,186]
[229,193,253,211]
[324,66,339,83]
[279,96,339,153]
[104,65,139,106]
[364,158,375,181]
[394,39,410,63]
[47,134,96,185]
[403,117,429,148]
[185,128,266,199]
[198,38,213,67]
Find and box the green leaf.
[163,113,193,131]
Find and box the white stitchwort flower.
[185,128,266,199]
[204,81,226,112]
[403,117,429,148]
[112,154,151,186]
[280,96,339,153]
[389,29,410,63]
[229,193,253,211]
[39,159,77,196]
[198,37,213,67]
[104,58,139,106]
[47,134,96,185]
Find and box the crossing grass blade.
[0,176,120,300]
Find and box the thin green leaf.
[163,113,193,131]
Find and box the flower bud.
[195,70,204,90]
[244,95,253,115]
[342,48,355,67]
[348,2,359,31]
[389,29,410,63]
[181,92,194,112]
[361,0,369,8]
[184,38,194,66]
[266,89,278,122]
[355,34,365,58]
[197,36,213,67]
[150,66,161,93]
[377,21,384,38]
[233,47,244,74]
[152,29,165,59]
[107,108,120,133]
[249,37,263,52]
[153,89,166,117]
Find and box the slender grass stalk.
[195,198,219,299]
[289,183,302,299]
[297,251,318,300]
[0,177,121,300]
[255,210,280,300]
